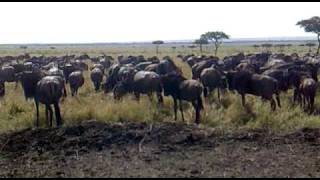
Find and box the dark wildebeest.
[35,76,64,127]
[0,65,17,83]
[61,63,77,83]
[113,71,163,104]
[90,67,103,92]
[68,71,85,96]
[47,66,67,97]
[18,69,44,101]
[191,59,218,80]
[200,67,227,102]
[225,71,281,110]
[262,69,290,92]
[299,78,317,113]
[91,63,105,73]
[156,58,182,76]
[161,73,204,124]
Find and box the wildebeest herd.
[0,51,319,127]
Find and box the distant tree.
[252,44,260,50]
[20,45,28,54]
[299,44,305,47]
[261,43,273,51]
[50,46,56,49]
[305,42,316,52]
[297,16,320,54]
[202,31,230,56]
[275,44,286,53]
[152,40,164,55]
[171,46,176,53]
[194,36,209,54]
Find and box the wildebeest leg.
[47,104,53,127]
[241,93,246,107]
[173,97,178,121]
[179,99,185,122]
[275,92,281,108]
[134,92,140,102]
[203,87,208,98]
[54,102,63,127]
[192,101,200,124]
[147,92,153,102]
[270,98,276,111]
[293,89,297,104]
[34,98,40,127]
[63,86,67,97]
[217,88,221,103]
[70,86,74,96]
[14,80,18,89]
[156,91,163,105]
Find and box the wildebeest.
[61,63,77,83]
[113,71,163,104]
[68,71,85,96]
[90,67,103,92]
[0,65,17,83]
[35,76,64,127]
[225,71,281,110]
[299,78,317,113]
[47,66,67,97]
[161,72,204,124]
[200,67,227,102]
[192,60,217,80]
[18,69,44,101]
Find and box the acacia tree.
[253,44,260,50]
[202,31,230,56]
[297,16,320,55]
[261,43,273,52]
[194,36,209,54]
[152,40,164,55]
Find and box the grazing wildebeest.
[68,71,85,96]
[61,63,77,83]
[90,67,103,92]
[113,71,163,104]
[225,71,281,110]
[299,78,317,113]
[35,76,64,127]
[200,67,227,102]
[161,73,204,124]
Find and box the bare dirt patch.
[0,120,319,177]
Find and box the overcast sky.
[0,2,319,44]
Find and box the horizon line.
[0,35,317,45]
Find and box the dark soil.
[0,120,319,177]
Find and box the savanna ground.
[0,43,319,177]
